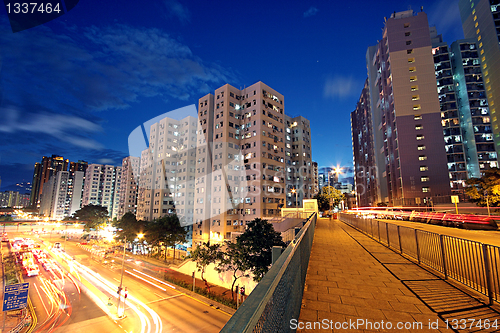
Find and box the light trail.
[125,270,167,291]
[131,269,176,289]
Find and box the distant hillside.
[1,182,32,195]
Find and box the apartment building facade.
[459,0,500,158]
[136,82,312,246]
[353,10,451,206]
[118,156,140,219]
[82,164,122,219]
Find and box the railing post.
[378,220,381,241]
[482,244,494,305]
[386,223,390,247]
[397,225,402,254]
[414,229,421,264]
[439,235,448,280]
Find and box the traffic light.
[117,286,122,295]
[240,286,245,296]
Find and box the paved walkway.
[298,218,500,332]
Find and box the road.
[3,226,230,333]
[373,218,500,246]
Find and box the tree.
[145,214,187,262]
[113,212,146,242]
[216,240,251,301]
[320,186,345,210]
[72,204,109,232]
[236,218,286,282]
[465,168,500,207]
[313,192,329,212]
[190,242,222,293]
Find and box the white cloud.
[303,7,318,18]
[323,76,360,99]
[0,107,103,149]
[165,0,191,24]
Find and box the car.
[23,265,39,277]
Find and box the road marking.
[147,294,183,304]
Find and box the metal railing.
[220,212,317,333]
[339,213,500,304]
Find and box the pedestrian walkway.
[298,218,500,332]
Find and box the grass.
[163,275,237,309]
[3,253,20,285]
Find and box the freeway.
[3,225,230,332]
[61,239,230,332]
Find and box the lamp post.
[291,188,298,217]
[117,236,126,318]
[137,233,144,255]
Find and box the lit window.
[414,115,422,120]
[474,15,477,21]
[419,155,427,161]
[410,76,417,82]
[409,67,416,72]
[408,58,415,63]
[483,63,487,69]
[412,95,420,101]
[418,145,426,151]
[411,85,419,91]
[481,49,484,55]
[478,35,481,41]
[475,22,478,27]
[415,124,423,130]
[416,135,424,140]
[476,28,480,34]
[422,187,430,193]
[479,42,483,48]
[413,105,421,110]
[421,177,429,182]
[420,166,428,171]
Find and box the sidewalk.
[298,218,500,332]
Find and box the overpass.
[221,213,500,332]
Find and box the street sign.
[3,282,29,312]
[451,195,459,204]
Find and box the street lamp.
[291,188,298,217]
[117,236,127,318]
[137,233,144,254]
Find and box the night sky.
[0,0,465,188]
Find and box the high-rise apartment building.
[312,161,319,195]
[459,0,500,158]
[0,191,30,208]
[136,82,313,246]
[30,155,69,207]
[352,10,451,206]
[285,116,314,207]
[118,156,140,219]
[137,116,198,226]
[82,164,122,219]
[432,36,496,197]
[39,170,85,220]
[352,79,379,207]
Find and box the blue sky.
[0,0,465,187]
